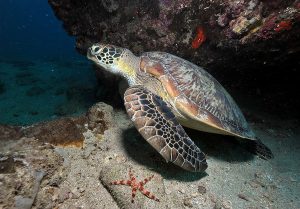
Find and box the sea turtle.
[87,44,273,172]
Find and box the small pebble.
[0,156,9,161]
[104,156,113,164]
[179,189,185,194]
[198,185,207,194]
[191,193,199,198]
[248,180,259,188]
[71,188,81,199]
[183,197,193,208]
[52,192,59,202]
[46,187,55,195]
[57,188,71,203]
[116,155,127,163]
[238,193,250,201]
[165,190,172,195]
[71,192,80,199]
[222,200,232,209]
[254,172,261,178]
[209,193,217,203]
[214,200,222,209]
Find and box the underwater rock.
[87,102,114,134]
[47,0,299,67]
[0,155,15,174]
[0,137,64,209]
[23,116,87,148]
[14,102,112,148]
[0,125,23,141]
[197,184,207,195]
[14,170,45,209]
[0,102,116,208]
[183,197,194,208]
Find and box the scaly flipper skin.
[110,168,159,203]
[124,85,207,172]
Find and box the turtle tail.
[242,138,274,160]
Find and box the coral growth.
[48,0,300,66]
[214,0,300,42]
[274,20,293,32]
[191,26,206,49]
[23,117,87,147]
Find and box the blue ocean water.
[0,0,98,125]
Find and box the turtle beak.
[87,47,98,63]
[87,47,93,59]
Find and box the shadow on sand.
[121,127,255,182]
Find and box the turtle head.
[87,43,139,85]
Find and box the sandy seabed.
[0,100,299,209]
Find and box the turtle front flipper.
[124,85,207,172]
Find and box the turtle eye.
[93,46,100,54]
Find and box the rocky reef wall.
[48,0,300,117]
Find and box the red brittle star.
[110,168,160,203]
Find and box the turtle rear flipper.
[241,138,274,160]
[124,85,207,172]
